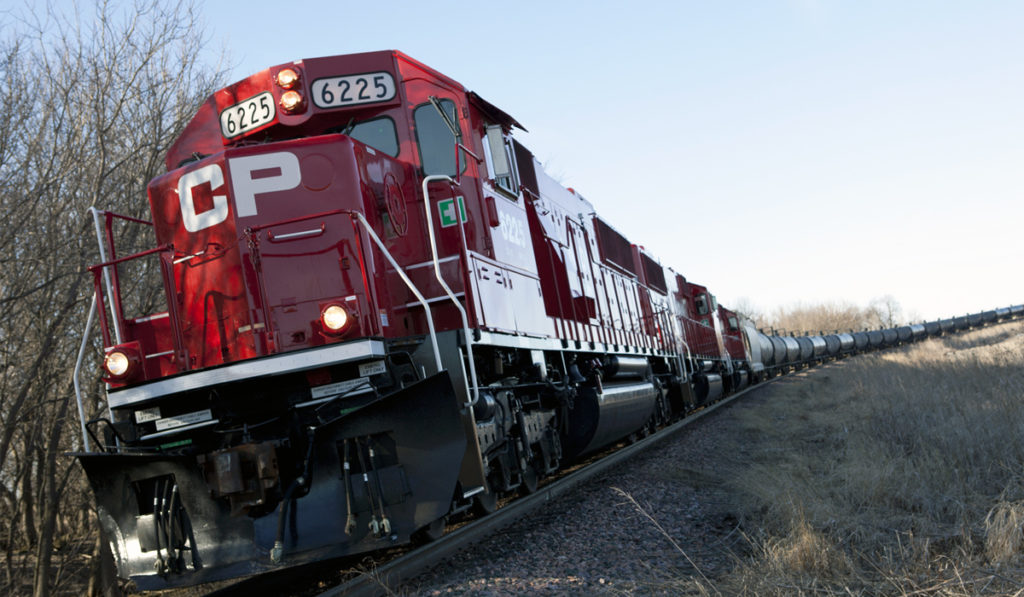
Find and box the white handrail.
[90,207,122,344]
[421,175,479,406]
[678,338,692,382]
[349,212,443,374]
[73,294,97,452]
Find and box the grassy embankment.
[670,320,1024,596]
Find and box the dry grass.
[665,320,1024,595]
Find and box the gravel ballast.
[402,378,797,596]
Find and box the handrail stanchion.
[421,175,479,406]
[91,207,122,344]
[73,295,98,453]
[349,212,443,373]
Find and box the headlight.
[321,304,351,333]
[280,90,304,113]
[275,68,301,89]
[104,350,132,377]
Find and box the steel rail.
[318,378,778,597]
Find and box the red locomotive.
[75,50,760,589]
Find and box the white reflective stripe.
[173,250,207,264]
[269,227,324,241]
[462,486,485,498]
[294,385,374,409]
[139,419,219,441]
[107,340,385,408]
[403,255,459,271]
[401,292,464,309]
[133,312,170,323]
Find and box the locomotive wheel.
[412,516,447,544]
[519,465,539,496]
[473,489,499,516]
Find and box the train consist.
[72,50,1023,589]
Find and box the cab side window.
[695,294,708,316]
[484,125,519,197]
[414,99,465,176]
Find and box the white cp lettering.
[178,164,227,233]
[227,152,302,218]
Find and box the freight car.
[71,50,1023,589]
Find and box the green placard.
[438,196,467,227]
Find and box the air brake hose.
[166,483,182,572]
[270,428,316,564]
[270,478,302,564]
[342,439,356,535]
[355,438,381,536]
[367,438,391,535]
[152,479,166,575]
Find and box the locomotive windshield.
[414,99,466,176]
[326,116,399,157]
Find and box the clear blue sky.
[140,2,1024,320]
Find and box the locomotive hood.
[144,134,392,377]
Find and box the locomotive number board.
[219,91,275,139]
[311,72,396,109]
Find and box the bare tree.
[0,2,224,595]
[764,301,877,335]
[867,294,904,329]
[730,296,764,327]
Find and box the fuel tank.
[563,381,657,459]
[692,373,724,405]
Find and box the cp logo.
[178,152,302,232]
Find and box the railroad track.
[199,319,1020,597]
[202,320,1016,597]
[199,376,774,597]
[315,377,776,597]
